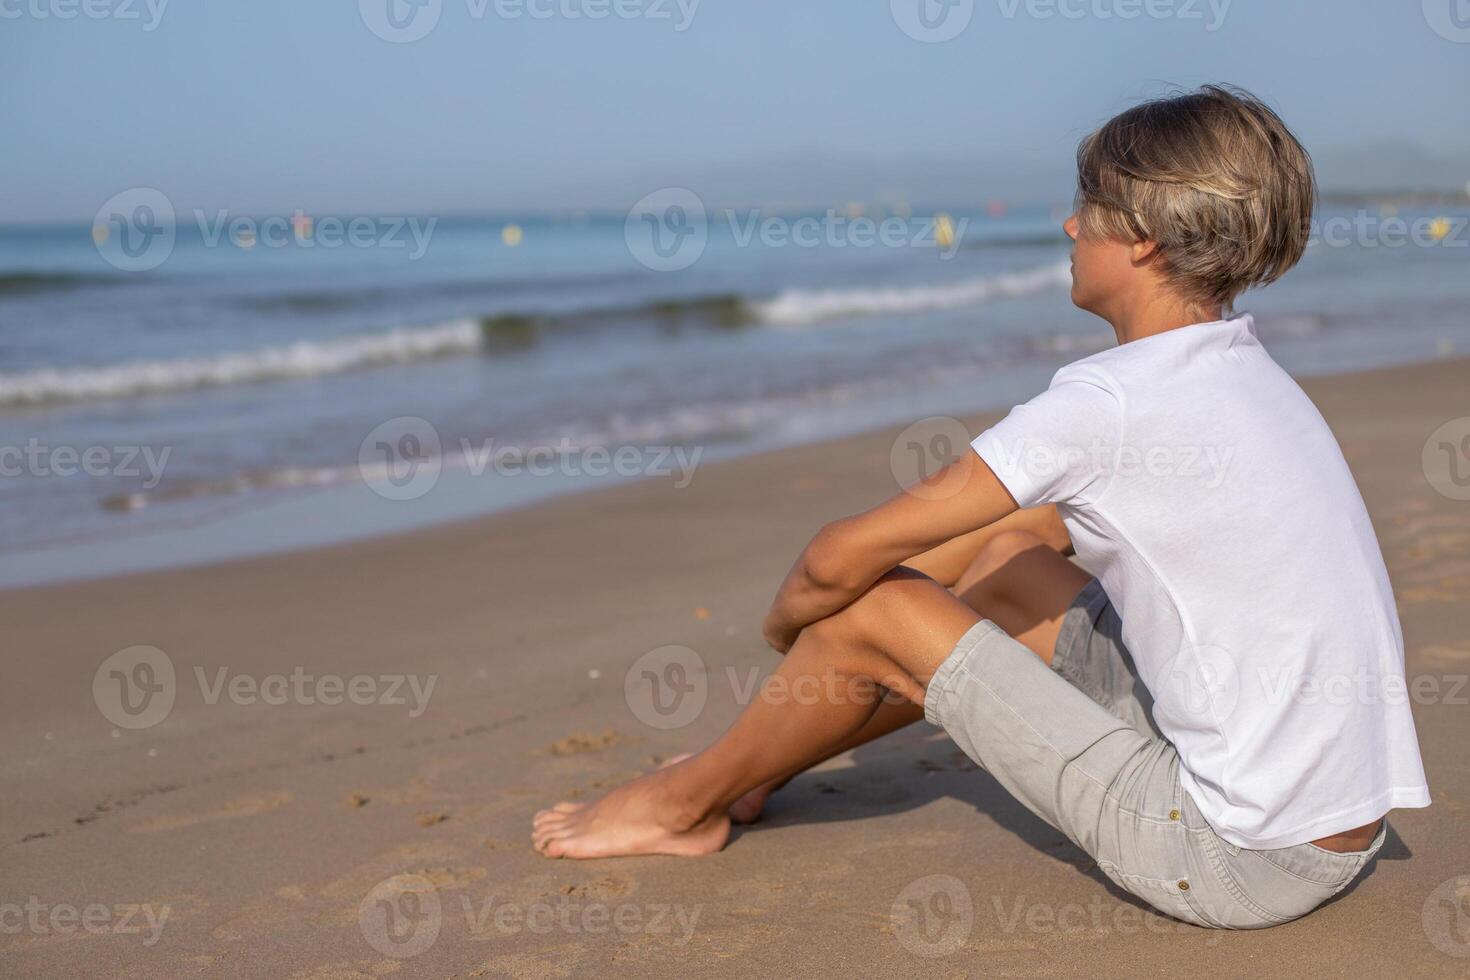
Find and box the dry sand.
[1,357,1468,978]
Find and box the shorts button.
[1169,809,1180,821]
[1177,880,1190,891]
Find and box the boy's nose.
[1063,214,1080,241]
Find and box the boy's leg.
[532,567,985,858]
[725,530,1090,821]
[531,539,1093,859]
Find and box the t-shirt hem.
[1185,783,1431,851]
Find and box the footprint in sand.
[558,876,634,900]
[544,730,628,756]
[128,791,292,833]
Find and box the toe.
[534,809,569,829]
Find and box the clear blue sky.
[2,0,1468,221]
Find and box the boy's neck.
[1108,292,1225,346]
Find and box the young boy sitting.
[531,85,1430,929]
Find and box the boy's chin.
[1069,282,1094,313]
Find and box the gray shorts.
[923,579,1386,929]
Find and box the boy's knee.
[805,567,932,649]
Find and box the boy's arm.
[762,452,1020,653]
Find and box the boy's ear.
[1130,239,1163,265]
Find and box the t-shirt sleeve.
[971,370,1122,508]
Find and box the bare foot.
[658,753,780,825]
[531,766,729,859]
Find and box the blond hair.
[1075,85,1315,311]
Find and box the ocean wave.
[0,319,485,408]
[0,271,128,296]
[748,260,1071,327]
[0,263,1074,408]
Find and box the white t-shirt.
[971,313,1430,849]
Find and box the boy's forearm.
[905,505,1072,587]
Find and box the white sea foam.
[0,319,484,408]
[749,260,1071,327]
